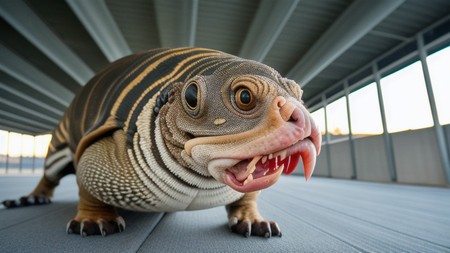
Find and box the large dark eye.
[235,87,256,111]
[185,82,198,109]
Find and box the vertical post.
[19,133,23,173]
[322,95,332,178]
[5,131,9,174]
[417,35,450,184]
[344,81,357,179]
[373,63,397,182]
[32,136,36,174]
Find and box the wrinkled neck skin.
[157,90,211,177]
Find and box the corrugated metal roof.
[106,0,161,52]
[196,0,259,54]
[0,0,449,135]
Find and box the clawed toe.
[66,217,126,237]
[229,219,282,238]
[2,195,51,208]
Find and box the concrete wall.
[314,145,329,177]
[354,135,391,182]
[329,140,353,179]
[392,127,447,185]
[310,125,449,186]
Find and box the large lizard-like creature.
[3,48,321,238]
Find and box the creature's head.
[159,59,321,193]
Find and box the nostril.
[288,116,296,122]
[276,96,287,109]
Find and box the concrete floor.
[1,174,449,252]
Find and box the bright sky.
[312,46,449,136]
[0,131,51,157]
[0,47,449,157]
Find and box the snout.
[270,96,321,155]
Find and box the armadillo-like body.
[4,48,321,237]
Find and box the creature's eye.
[182,79,204,117]
[234,87,256,111]
[184,82,198,110]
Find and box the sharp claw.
[231,219,281,238]
[245,222,251,237]
[66,216,125,237]
[66,221,73,234]
[116,216,126,233]
[99,223,106,237]
[80,223,86,237]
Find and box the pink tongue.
[227,160,250,181]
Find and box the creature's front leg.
[66,184,125,237]
[226,192,281,238]
[66,133,128,237]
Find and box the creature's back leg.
[2,134,75,208]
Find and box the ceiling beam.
[239,0,299,62]
[0,99,59,125]
[0,82,64,116]
[0,44,73,107]
[369,30,409,42]
[0,121,45,136]
[0,0,94,85]
[0,109,54,131]
[287,0,405,87]
[154,0,198,47]
[66,0,132,62]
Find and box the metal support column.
[19,134,22,173]
[32,136,36,174]
[417,35,450,184]
[5,131,9,174]
[373,64,397,182]
[344,81,357,179]
[322,95,333,178]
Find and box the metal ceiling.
[0,0,449,135]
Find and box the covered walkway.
[1,175,449,252]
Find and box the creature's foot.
[2,195,51,208]
[67,216,126,237]
[228,216,282,238]
[226,192,282,238]
[67,184,125,237]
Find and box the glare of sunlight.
[311,108,326,136]
[427,46,450,125]
[381,61,434,133]
[326,97,349,137]
[309,46,449,137]
[0,130,51,157]
[349,83,384,135]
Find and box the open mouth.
[222,137,317,192]
[190,99,322,193]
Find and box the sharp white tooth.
[280,150,287,161]
[269,153,273,159]
[274,150,287,161]
[246,156,262,174]
[243,174,253,185]
[262,156,268,164]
